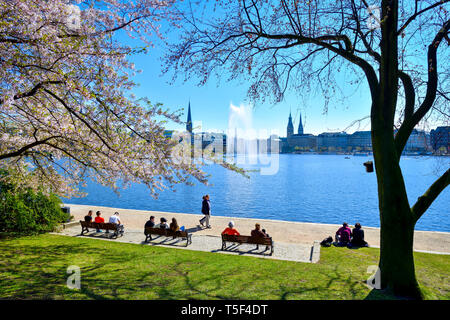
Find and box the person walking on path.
[199,194,211,228]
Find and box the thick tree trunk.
[379,215,421,299]
[372,130,423,299]
[370,0,422,300]
[377,179,421,298]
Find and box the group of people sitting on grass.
[331,222,368,248]
[84,210,124,234]
[144,216,185,232]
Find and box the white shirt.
[109,215,121,224]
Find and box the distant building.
[287,134,317,150]
[348,131,372,151]
[287,111,294,137]
[297,112,304,135]
[279,137,290,153]
[194,132,227,155]
[284,113,317,151]
[404,129,430,152]
[430,126,449,153]
[186,101,192,133]
[317,132,349,151]
[264,135,281,153]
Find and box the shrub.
[0,179,68,235]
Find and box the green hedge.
[0,182,68,235]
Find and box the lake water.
[65,154,450,232]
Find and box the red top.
[222,227,240,235]
[336,226,352,241]
[95,216,105,223]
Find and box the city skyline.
[174,105,448,155]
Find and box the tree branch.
[0,80,63,105]
[394,19,450,156]
[0,136,61,160]
[397,0,450,35]
[412,168,450,223]
[43,88,115,152]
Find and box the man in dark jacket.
[144,216,155,235]
[349,223,368,247]
[199,195,211,228]
[83,210,93,232]
[84,210,93,222]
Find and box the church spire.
[287,110,294,137]
[186,101,192,133]
[297,112,303,135]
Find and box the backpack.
[320,236,333,247]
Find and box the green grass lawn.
[0,234,448,300]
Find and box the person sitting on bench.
[83,210,93,232]
[251,223,267,238]
[109,212,124,234]
[222,221,240,235]
[145,216,155,228]
[94,211,104,232]
[251,223,270,251]
[335,222,352,246]
[170,218,185,232]
[159,217,169,229]
[349,223,368,247]
[85,210,93,222]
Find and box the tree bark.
[376,153,422,298]
[379,205,421,299]
[371,115,422,298]
[371,0,423,299]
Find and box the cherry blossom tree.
[164,0,450,298]
[0,0,216,198]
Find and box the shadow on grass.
[0,239,143,299]
[140,236,189,247]
[0,236,402,300]
[211,243,272,256]
[364,289,402,300]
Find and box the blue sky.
[112,2,379,139]
[126,41,374,138]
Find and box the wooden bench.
[221,234,274,255]
[144,227,192,246]
[80,221,123,238]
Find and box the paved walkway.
[63,204,450,254]
[56,225,319,263]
